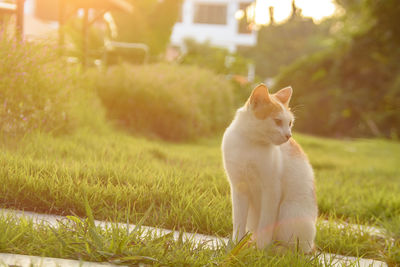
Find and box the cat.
[221,84,317,253]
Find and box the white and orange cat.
[222,84,317,253]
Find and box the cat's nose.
[285,133,292,140]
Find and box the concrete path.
[0,209,226,249]
[0,253,127,267]
[0,209,388,267]
[319,220,387,239]
[316,253,387,267]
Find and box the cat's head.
[245,84,294,145]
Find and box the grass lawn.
[0,211,326,266]
[0,129,399,265]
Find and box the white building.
[170,0,257,52]
[0,0,58,40]
[23,0,59,40]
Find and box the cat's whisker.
[290,104,305,114]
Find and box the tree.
[274,0,400,138]
[240,2,332,79]
[111,0,182,56]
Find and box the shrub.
[274,42,400,138]
[96,63,235,140]
[0,32,104,138]
[181,39,250,76]
[274,0,400,139]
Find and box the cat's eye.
[274,119,282,126]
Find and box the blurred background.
[0,0,399,140]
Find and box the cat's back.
[222,109,247,156]
[222,122,246,163]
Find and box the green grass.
[1,28,398,265]
[0,129,399,264]
[0,211,327,266]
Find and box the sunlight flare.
[254,0,337,24]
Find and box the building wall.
[170,0,256,52]
[23,0,59,40]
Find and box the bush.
[274,0,400,139]
[275,42,400,138]
[0,33,104,138]
[96,63,235,140]
[181,39,250,76]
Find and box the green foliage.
[243,15,332,78]
[105,46,148,65]
[95,63,235,141]
[63,18,107,59]
[0,214,327,266]
[112,0,182,55]
[63,0,182,62]
[274,0,400,138]
[0,131,399,264]
[181,39,250,76]
[0,33,104,138]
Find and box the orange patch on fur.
[247,96,284,120]
[246,84,292,120]
[254,101,282,120]
[288,138,306,158]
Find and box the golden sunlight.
[254,0,337,24]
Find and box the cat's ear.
[249,84,271,108]
[274,86,292,106]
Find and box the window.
[194,4,227,25]
[238,3,252,34]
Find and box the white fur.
[222,102,318,253]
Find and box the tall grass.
[96,63,235,141]
[0,25,398,265]
[0,213,324,266]
[0,31,104,138]
[0,131,399,264]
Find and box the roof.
[67,0,133,13]
[0,2,16,14]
